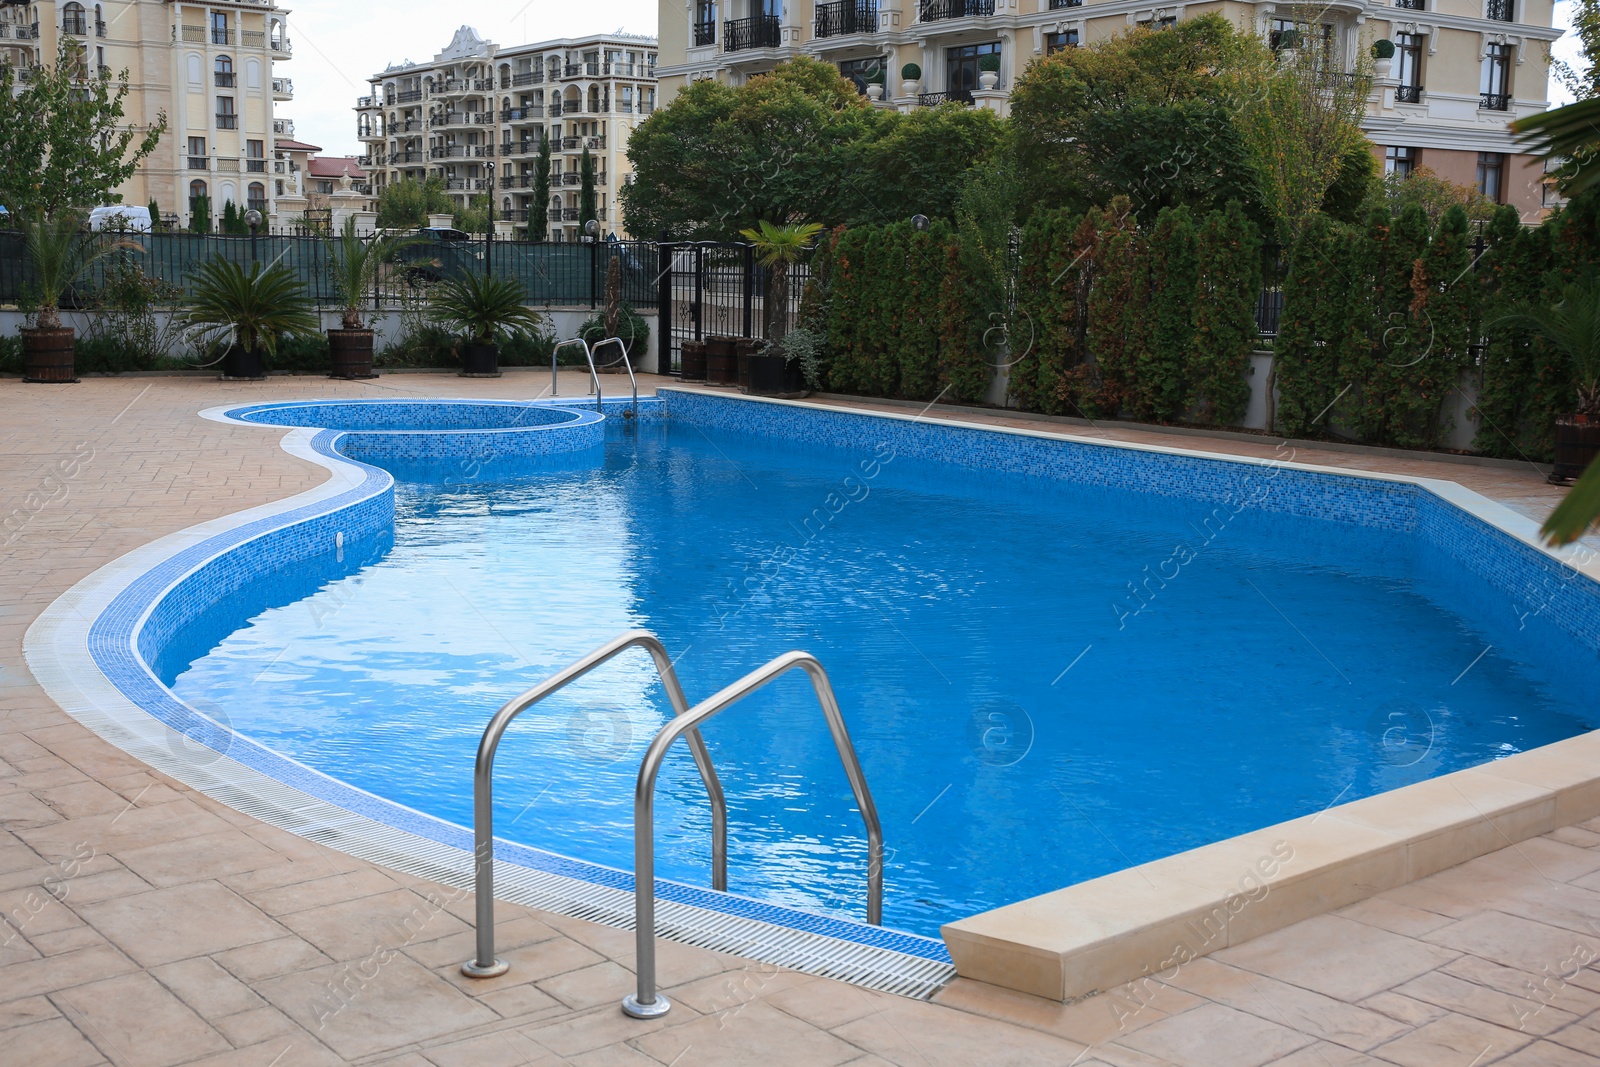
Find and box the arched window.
[214,55,234,87]
[247,183,266,213]
[62,3,86,35]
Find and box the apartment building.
[357,26,658,240]
[0,0,295,227]
[655,0,1563,220]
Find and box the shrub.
[901,63,921,81]
[579,302,650,367]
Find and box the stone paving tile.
[7,378,1600,1066]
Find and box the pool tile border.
[655,387,1600,1002]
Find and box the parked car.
[398,226,483,284]
[88,205,153,233]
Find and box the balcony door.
[945,42,999,103]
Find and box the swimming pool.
[159,399,1600,939]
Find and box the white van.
[87,205,153,233]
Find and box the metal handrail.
[621,650,883,1019]
[549,335,638,419]
[460,630,728,979]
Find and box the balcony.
[815,0,877,37]
[513,71,543,86]
[216,114,238,129]
[1048,0,1083,7]
[473,144,496,156]
[212,29,233,46]
[430,145,469,158]
[241,29,264,48]
[724,14,780,51]
[918,90,972,106]
[270,37,291,55]
[1395,84,1424,103]
[693,21,716,45]
[188,156,209,170]
[561,135,607,150]
[565,63,582,77]
[394,149,423,163]
[181,25,204,43]
[215,72,236,87]
[919,0,994,19]
[95,20,106,36]
[549,100,563,116]
[63,16,87,36]
[247,158,267,172]
[434,112,465,127]
[272,78,293,98]
[1487,0,1513,19]
[502,106,544,120]
[1480,91,1510,110]
[396,89,422,103]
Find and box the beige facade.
[656,0,1563,221]
[1,0,295,227]
[356,27,659,240]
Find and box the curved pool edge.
[24,394,958,1003]
[650,388,1600,1003]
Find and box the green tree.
[855,105,1003,226]
[1190,201,1263,424]
[1473,205,1563,459]
[579,146,597,231]
[0,42,166,220]
[1135,205,1198,422]
[1084,201,1148,417]
[147,199,162,232]
[375,177,454,230]
[1273,214,1368,435]
[221,199,242,235]
[530,134,552,239]
[739,220,823,340]
[189,194,211,234]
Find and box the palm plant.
[1513,97,1600,198]
[185,257,321,359]
[23,213,110,330]
[738,220,823,340]
[428,271,544,347]
[1494,278,1600,544]
[325,216,414,330]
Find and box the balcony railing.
[502,106,544,120]
[395,150,423,163]
[272,78,293,96]
[188,156,209,170]
[63,16,87,35]
[181,25,204,43]
[473,145,496,156]
[918,90,973,106]
[815,0,878,37]
[549,101,563,116]
[212,29,233,45]
[513,71,543,86]
[724,14,780,51]
[242,29,264,47]
[565,63,582,77]
[919,0,994,19]
[1395,84,1424,103]
[1480,91,1510,110]
[95,19,106,36]
[270,37,291,54]
[430,145,469,158]
[561,136,607,150]
[216,114,238,129]
[1048,0,1083,7]
[215,72,236,87]
[246,158,267,172]
[1487,0,1513,18]
[693,21,716,45]
[1393,0,1425,7]
[397,89,423,103]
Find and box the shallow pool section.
[168,412,1600,937]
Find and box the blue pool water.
[170,421,1599,935]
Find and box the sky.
[283,0,657,156]
[282,0,1590,158]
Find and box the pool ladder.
[460,628,884,1021]
[550,336,638,420]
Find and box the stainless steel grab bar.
[461,630,728,979]
[621,650,883,1019]
[549,336,637,419]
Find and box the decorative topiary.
[901,62,921,81]
[866,68,885,85]
[1372,38,1395,60]
[977,53,1000,72]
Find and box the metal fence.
[654,242,813,372]
[0,230,658,310]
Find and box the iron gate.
[655,241,810,373]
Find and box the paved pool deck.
[3,372,1600,1066]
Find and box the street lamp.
[245,208,263,265]
[484,161,495,278]
[911,214,930,232]
[584,218,599,241]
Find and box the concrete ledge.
[941,730,1600,1001]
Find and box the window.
[246,139,265,172]
[62,3,87,35]
[215,55,234,87]
[210,11,229,45]
[1478,152,1505,201]
[838,56,886,93]
[1487,0,1513,20]
[1139,14,1177,30]
[946,41,1000,104]
[189,180,208,219]
[216,96,237,129]
[1384,145,1417,177]
[1270,17,1332,63]
[247,183,266,213]
[1395,33,1423,103]
[317,180,334,195]
[1481,43,1511,109]
[188,136,207,169]
[619,85,634,112]
[1045,29,1079,53]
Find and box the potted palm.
[1495,277,1600,486]
[186,258,322,380]
[20,213,111,383]
[325,217,413,379]
[428,271,545,377]
[738,220,823,397]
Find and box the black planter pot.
[679,340,707,382]
[1551,415,1600,484]
[745,353,806,398]
[704,336,738,385]
[328,329,378,380]
[459,342,501,378]
[21,326,78,383]
[221,345,266,381]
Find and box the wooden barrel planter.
[679,340,708,381]
[734,338,763,389]
[746,353,806,398]
[328,329,378,380]
[221,345,267,381]
[459,342,501,378]
[1551,415,1600,484]
[21,327,77,383]
[704,336,738,385]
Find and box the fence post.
[742,243,754,339]
[656,236,672,375]
[693,244,704,343]
[589,238,598,309]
